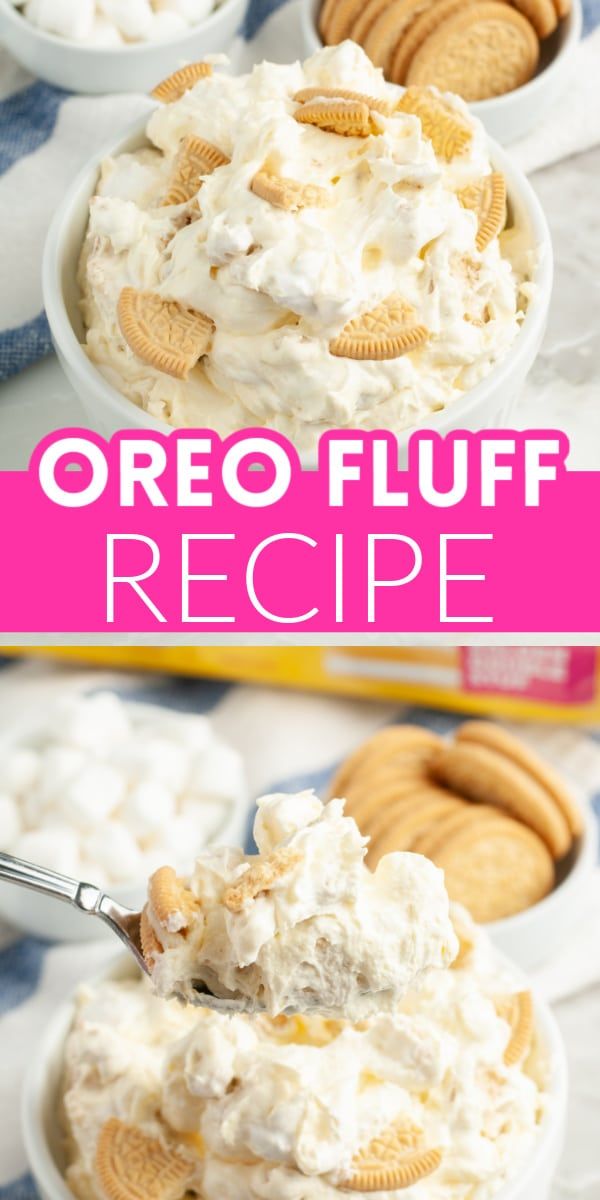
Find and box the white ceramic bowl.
[0,698,251,942]
[22,950,569,1200]
[488,797,598,972]
[470,0,582,145]
[301,0,582,145]
[43,116,553,460]
[0,0,247,94]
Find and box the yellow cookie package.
[10,646,600,723]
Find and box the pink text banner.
[0,428,593,635]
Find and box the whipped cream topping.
[79,43,531,453]
[62,912,549,1200]
[0,690,246,887]
[10,0,217,46]
[144,790,458,1016]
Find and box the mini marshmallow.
[17,0,217,43]
[30,745,88,809]
[179,795,230,843]
[187,743,246,800]
[24,0,95,39]
[254,791,324,855]
[60,763,127,830]
[158,0,213,21]
[14,827,81,877]
[148,812,204,866]
[164,713,213,754]
[0,746,40,795]
[0,793,23,849]
[97,0,154,39]
[83,823,144,884]
[146,8,187,37]
[51,691,131,755]
[4,691,246,888]
[116,735,189,793]
[82,14,124,44]
[121,779,176,839]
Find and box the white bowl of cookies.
[302,0,582,144]
[0,0,247,94]
[22,937,568,1200]
[0,689,250,941]
[43,44,552,462]
[329,719,597,971]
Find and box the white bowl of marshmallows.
[0,689,249,941]
[0,0,247,93]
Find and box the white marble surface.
[0,142,599,469]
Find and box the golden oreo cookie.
[360,0,436,74]
[96,1119,193,1200]
[424,813,554,922]
[147,866,199,932]
[346,782,427,834]
[223,848,302,912]
[151,62,213,103]
[329,296,429,360]
[251,170,331,210]
[330,725,441,798]
[396,88,473,159]
[496,991,534,1066]
[118,289,214,380]
[162,136,230,207]
[345,735,444,796]
[450,913,476,969]
[389,0,508,84]
[319,0,366,44]
[344,763,429,805]
[431,740,572,858]
[458,173,507,252]
[456,721,583,837]
[412,801,498,857]
[140,908,163,966]
[294,99,375,136]
[512,0,558,37]
[350,780,440,841]
[349,0,396,46]
[367,792,464,864]
[345,1122,442,1192]
[294,86,394,116]
[405,3,539,101]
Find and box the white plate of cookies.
[302,0,583,142]
[330,718,598,971]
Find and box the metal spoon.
[0,850,261,1014]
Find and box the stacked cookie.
[319,0,572,100]
[331,721,582,922]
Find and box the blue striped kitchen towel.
[0,655,599,1195]
[0,0,599,382]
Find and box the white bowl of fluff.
[300,0,583,146]
[0,0,247,93]
[22,948,568,1200]
[0,690,249,941]
[42,45,553,465]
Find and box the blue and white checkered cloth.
[0,656,599,1197]
[0,0,599,382]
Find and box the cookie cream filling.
[61,912,549,1200]
[9,0,217,46]
[78,42,532,453]
[141,790,458,1016]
